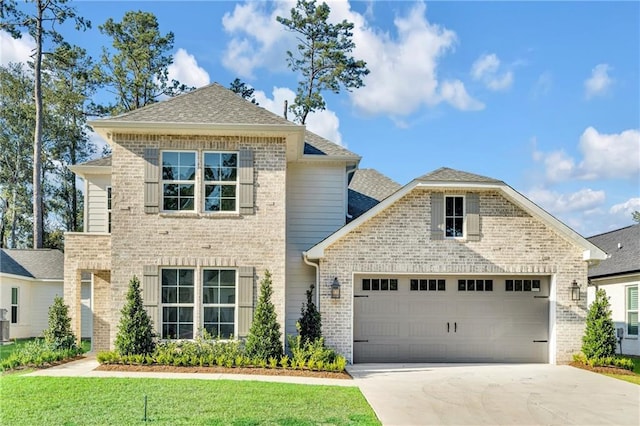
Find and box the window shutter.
[238,149,254,215]
[466,192,480,241]
[430,193,444,240]
[144,148,160,213]
[142,265,159,334]
[237,266,255,338]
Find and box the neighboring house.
[0,249,92,341]
[64,83,606,364]
[587,224,640,356]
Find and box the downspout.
[303,252,320,307]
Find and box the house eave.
[68,164,111,178]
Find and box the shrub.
[245,270,283,360]
[582,289,617,359]
[115,276,156,356]
[0,339,82,371]
[43,296,78,350]
[297,284,322,345]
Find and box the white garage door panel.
[354,276,549,363]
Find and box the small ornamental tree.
[582,288,617,359]
[115,276,156,356]
[245,270,283,360]
[297,284,322,344]
[43,296,78,350]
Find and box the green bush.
[297,284,322,345]
[245,270,283,360]
[287,335,347,372]
[43,296,78,350]
[572,353,634,371]
[0,339,82,371]
[582,289,617,359]
[115,276,156,356]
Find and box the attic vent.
[618,243,623,249]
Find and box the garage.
[353,275,549,363]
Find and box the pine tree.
[245,270,283,360]
[297,284,322,344]
[582,288,617,359]
[43,295,77,350]
[115,276,156,356]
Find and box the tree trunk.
[32,0,44,248]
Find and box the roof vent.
[618,242,623,249]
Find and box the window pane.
[203,270,219,286]
[204,323,218,337]
[179,307,193,322]
[476,280,484,291]
[524,280,532,291]
[179,184,194,197]
[428,280,436,291]
[163,197,178,211]
[220,307,234,322]
[204,153,221,170]
[202,287,216,304]
[515,280,523,291]
[11,288,18,304]
[221,199,236,211]
[420,280,428,291]
[219,324,234,339]
[180,197,194,210]
[381,279,389,291]
[219,270,235,286]
[220,168,237,181]
[179,152,195,167]
[390,279,398,291]
[445,218,455,237]
[467,280,475,291]
[628,287,638,310]
[205,198,220,211]
[506,280,513,291]
[445,197,454,216]
[221,185,236,197]
[532,280,540,292]
[163,307,177,322]
[458,280,466,291]
[164,184,178,197]
[204,307,218,323]
[179,269,194,284]
[219,287,236,304]
[438,280,446,291]
[628,312,638,336]
[163,324,177,339]
[454,197,463,216]
[205,185,221,198]
[363,279,370,291]
[485,280,493,291]
[11,306,17,323]
[453,218,463,237]
[162,269,177,285]
[372,279,380,291]
[162,287,177,304]
[410,279,418,291]
[221,153,237,167]
[178,287,194,303]
[178,324,193,339]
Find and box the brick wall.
[318,189,587,363]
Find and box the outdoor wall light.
[570,280,581,301]
[331,277,341,299]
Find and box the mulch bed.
[95,363,352,380]
[570,361,636,376]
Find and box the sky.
[1,0,639,237]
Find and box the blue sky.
[2,0,638,236]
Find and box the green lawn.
[605,356,640,385]
[0,338,91,359]
[0,375,380,425]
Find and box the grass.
[605,355,640,385]
[0,338,91,360]
[0,375,380,425]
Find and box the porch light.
[570,280,581,301]
[331,277,341,299]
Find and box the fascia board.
[68,165,111,178]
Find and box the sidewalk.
[25,355,357,387]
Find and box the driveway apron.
[347,363,640,425]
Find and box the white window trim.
[201,151,239,214]
[160,150,198,213]
[627,285,638,337]
[10,287,18,324]
[444,194,466,239]
[160,267,238,340]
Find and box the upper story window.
[203,153,237,212]
[11,287,18,324]
[162,151,196,211]
[107,186,112,233]
[628,286,638,336]
[445,195,464,238]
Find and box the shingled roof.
[587,224,640,278]
[348,169,401,220]
[416,167,503,184]
[0,249,64,280]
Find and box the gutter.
[302,252,320,307]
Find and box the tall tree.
[43,43,97,234]
[96,10,192,115]
[1,0,89,248]
[277,0,369,124]
[229,78,259,105]
[0,63,34,248]
[582,288,617,359]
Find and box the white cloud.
[610,197,640,217]
[253,86,343,145]
[534,127,639,182]
[168,48,210,88]
[527,187,606,214]
[584,63,613,99]
[470,53,513,91]
[0,31,35,66]
[221,1,483,118]
[532,72,552,98]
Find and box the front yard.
[0,374,380,425]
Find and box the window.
[162,151,196,211]
[10,287,18,324]
[628,286,638,336]
[106,186,112,233]
[161,268,238,340]
[203,152,237,212]
[203,269,236,338]
[362,278,398,291]
[410,279,446,291]
[457,279,493,292]
[445,196,464,238]
[161,269,194,339]
[505,279,540,292]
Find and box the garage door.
[353,276,549,363]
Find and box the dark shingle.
[304,131,360,160]
[348,169,401,219]
[587,224,640,278]
[416,167,503,184]
[78,156,112,167]
[0,249,64,280]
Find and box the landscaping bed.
[570,361,637,376]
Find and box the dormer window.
[445,195,464,238]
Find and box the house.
[587,224,640,355]
[64,82,606,364]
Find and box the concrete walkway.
[25,355,357,387]
[348,363,640,425]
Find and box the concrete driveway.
[347,364,639,425]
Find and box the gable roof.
[587,224,639,279]
[348,169,401,220]
[305,167,607,261]
[0,249,64,280]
